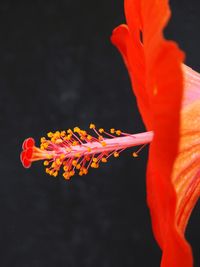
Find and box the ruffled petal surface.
[111,0,200,266]
[173,68,200,233]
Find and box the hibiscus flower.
[111,0,200,266]
[20,0,200,266]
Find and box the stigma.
[20,124,153,180]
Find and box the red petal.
[112,0,194,266]
[111,24,152,130]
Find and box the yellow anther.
[82,168,88,175]
[114,152,119,158]
[53,171,58,177]
[101,141,107,147]
[132,152,138,158]
[101,157,107,163]
[89,123,95,129]
[65,134,72,141]
[75,153,81,158]
[98,128,104,134]
[47,132,53,138]
[41,137,46,143]
[91,162,96,168]
[67,129,72,134]
[79,171,83,176]
[56,158,62,165]
[72,160,77,167]
[98,135,103,141]
[51,162,56,168]
[87,135,92,141]
[55,131,61,138]
[72,141,78,146]
[116,130,121,136]
[70,170,75,176]
[43,142,49,149]
[64,165,69,171]
[63,172,70,180]
[40,144,45,150]
[46,168,50,174]
[91,162,99,169]
[76,164,81,170]
[51,137,56,143]
[55,139,63,144]
[43,160,49,166]
[73,127,80,133]
[60,154,65,160]
[60,131,66,137]
[47,154,53,159]
[110,128,115,134]
[87,147,91,152]
[49,170,54,176]
[80,130,87,136]
[93,157,98,163]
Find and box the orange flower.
[111,0,200,266]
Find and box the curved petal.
[173,98,200,233]
[111,16,152,130]
[111,0,197,266]
[172,66,200,227]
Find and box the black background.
[0,0,199,266]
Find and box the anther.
[53,171,58,177]
[72,160,77,167]
[89,123,95,129]
[74,127,80,133]
[56,158,62,165]
[101,141,107,147]
[93,158,98,163]
[43,160,49,166]
[47,132,53,138]
[98,136,103,141]
[61,131,66,137]
[98,128,104,134]
[132,152,138,158]
[87,135,92,141]
[69,171,75,176]
[101,157,107,163]
[76,164,81,170]
[41,137,46,143]
[116,130,121,136]
[114,152,119,157]
[67,129,73,134]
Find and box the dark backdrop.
[0,0,199,266]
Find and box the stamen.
[132,144,147,158]
[20,125,153,180]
